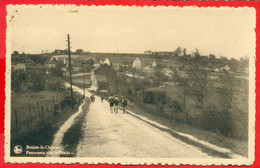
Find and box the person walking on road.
[114,96,119,113]
[90,95,95,103]
[121,96,128,113]
[108,94,114,113]
[101,96,104,103]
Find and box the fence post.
[14,110,18,132]
[37,102,40,117]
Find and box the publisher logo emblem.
[14,145,22,154]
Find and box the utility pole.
[67,34,73,109]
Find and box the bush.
[46,77,65,91]
[27,74,46,92]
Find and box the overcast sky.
[7,5,255,59]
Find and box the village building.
[103,57,111,66]
[144,50,153,54]
[93,58,102,68]
[152,60,157,67]
[90,64,116,91]
[12,63,26,72]
[224,65,230,71]
[132,57,142,70]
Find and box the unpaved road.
[76,93,213,158]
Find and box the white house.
[152,60,157,67]
[103,57,111,66]
[133,57,142,70]
[224,65,230,71]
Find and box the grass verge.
[61,99,90,157]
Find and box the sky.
[7,5,256,59]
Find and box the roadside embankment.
[125,104,247,158]
[61,99,90,157]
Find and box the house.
[103,57,111,66]
[224,65,230,71]
[144,50,153,54]
[152,60,157,67]
[91,64,116,91]
[133,57,142,70]
[13,63,26,72]
[93,58,102,68]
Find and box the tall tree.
[173,69,191,123]
[187,63,210,128]
[217,72,237,135]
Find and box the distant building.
[224,65,230,71]
[215,65,231,73]
[103,57,111,66]
[13,63,26,72]
[91,64,116,91]
[93,58,101,68]
[144,50,153,54]
[152,60,157,67]
[133,57,142,70]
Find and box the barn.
[91,64,116,91]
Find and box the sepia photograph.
[5,5,255,165]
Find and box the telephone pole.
[67,34,73,109]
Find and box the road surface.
[76,93,213,158]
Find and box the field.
[10,90,82,156]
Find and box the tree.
[12,51,19,55]
[209,54,216,60]
[195,48,200,61]
[174,47,182,56]
[173,69,191,123]
[240,56,249,69]
[183,48,187,56]
[228,58,239,72]
[50,62,65,77]
[11,70,26,92]
[46,77,65,91]
[27,74,46,92]
[187,63,210,128]
[75,49,84,55]
[217,72,237,135]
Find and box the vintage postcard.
[4,5,256,165]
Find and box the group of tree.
[172,60,240,137]
[11,61,66,93]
